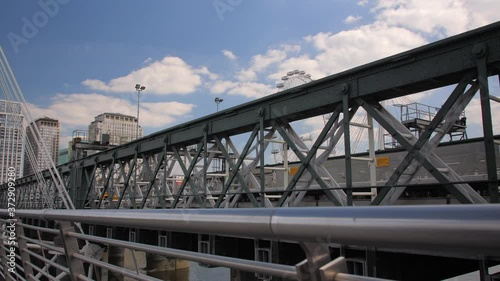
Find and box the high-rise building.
[23,117,60,176]
[88,113,143,145]
[0,100,24,183]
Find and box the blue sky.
[1,0,499,148]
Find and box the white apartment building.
[0,100,24,183]
[88,113,143,145]
[23,117,60,176]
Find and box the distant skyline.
[1,0,499,148]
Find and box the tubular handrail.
[3,204,500,256]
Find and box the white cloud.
[195,66,219,80]
[204,45,302,99]
[373,0,469,37]
[143,57,153,64]
[344,15,362,24]
[82,57,210,95]
[208,80,275,98]
[268,55,324,81]
[249,45,301,73]
[236,69,257,82]
[373,0,500,37]
[295,23,427,78]
[358,0,369,6]
[222,49,237,61]
[27,93,195,141]
[227,82,276,99]
[209,80,238,94]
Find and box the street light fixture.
[215,97,223,112]
[135,84,146,139]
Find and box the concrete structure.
[0,100,24,183]
[23,117,60,176]
[88,112,143,145]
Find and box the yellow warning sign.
[376,156,390,167]
[289,166,299,175]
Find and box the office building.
[0,100,24,183]
[88,112,143,145]
[23,117,60,176]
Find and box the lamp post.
[135,84,146,139]
[214,97,223,112]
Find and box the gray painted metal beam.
[476,43,500,203]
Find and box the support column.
[58,221,85,281]
[475,43,499,203]
[479,258,491,281]
[259,108,266,207]
[342,86,353,206]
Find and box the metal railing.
[2,205,500,281]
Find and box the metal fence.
[2,205,500,281]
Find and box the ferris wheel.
[272,70,314,163]
[276,70,313,91]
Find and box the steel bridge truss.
[2,22,500,209]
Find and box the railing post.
[58,221,85,281]
[16,223,34,279]
[1,221,12,280]
[296,242,332,281]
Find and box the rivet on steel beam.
[258,108,265,117]
[340,83,350,94]
[473,44,487,58]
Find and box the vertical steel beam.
[275,123,343,206]
[367,114,377,200]
[81,164,97,209]
[213,131,260,208]
[140,150,166,208]
[276,104,342,207]
[117,157,136,209]
[172,142,204,208]
[97,157,116,209]
[58,221,85,281]
[479,258,490,281]
[259,109,266,207]
[224,133,273,207]
[343,91,353,206]
[475,43,499,203]
[203,128,209,208]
